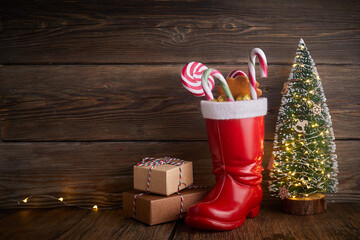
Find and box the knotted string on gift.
[137,157,185,192]
[133,157,185,218]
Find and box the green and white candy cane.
[201,68,234,101]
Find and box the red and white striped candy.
[248,48,268,99]
[202,68,234,101]
[227,69,248,79]
[181,62,215,97]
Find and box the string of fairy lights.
[15,195,120,211]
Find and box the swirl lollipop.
[181,62,215,97]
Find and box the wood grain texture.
[0,0,359,64]
[1,65,358,141]
[171,202,360,240]
[0,203,359,240]
[0,0,359,212]
[0,141,358,209]
[0,208,176,240]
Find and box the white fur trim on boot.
[201,98,267,120]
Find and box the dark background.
[0,0,359,208]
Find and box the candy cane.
[227,69,248,79]
[202,68,234,101]
[181,62,215,97]
[248,48,268,99]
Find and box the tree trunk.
[282,193,326,215]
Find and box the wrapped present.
[133,157,193,196]
[123,188,208,225]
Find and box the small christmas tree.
[269,39,338,200]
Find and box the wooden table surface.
[0,202,359,240]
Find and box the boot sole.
[185,206,260,231]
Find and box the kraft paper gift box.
[133,159,193,196]
[123,188,208,225]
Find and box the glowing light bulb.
[93,205,98,211]
[292,64,297,68]
[305,194,309,197]
[300,46,305,50]
[23,198,28,203]
[58,197,63,202]
[309,90,314,94]
[327,174,330,178]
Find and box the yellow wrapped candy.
[236,95,251,101]
[218,95,228,102]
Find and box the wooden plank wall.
[0,0,359,208]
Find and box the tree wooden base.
[282,193,326,215]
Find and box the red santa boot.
[185,98,267,230]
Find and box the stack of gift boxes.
[123,157,208,225]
